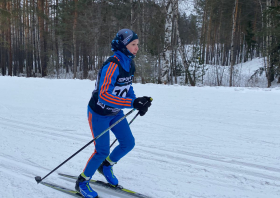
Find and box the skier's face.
[126,39,139,56]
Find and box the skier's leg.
[109,110,135,162]
[83,106,111,177]
[97,111,135,185]
[76,106,111,197]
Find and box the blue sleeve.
[126,85,136,99]
[98,62,134,109]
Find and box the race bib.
[112,85,131,98]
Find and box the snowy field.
[0,76,280,198]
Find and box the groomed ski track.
[0,76,280,198]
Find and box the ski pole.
[35,108,136,184]
[110,111,140,148]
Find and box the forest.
[0,0,279,87]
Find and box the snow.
[1,73,280,198]
[179,0,194,16]
[202,57,271,87]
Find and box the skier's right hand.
[133,96,152,116]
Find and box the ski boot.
[75,173,98,198]
[98,157,118,186]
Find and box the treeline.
[0,0,279,87]
[0,0,165,80]
[195,0,280,87]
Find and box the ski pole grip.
[143,97,153,106]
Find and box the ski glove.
[133,96,152,116]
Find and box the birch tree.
[174,0,194,86]
[162,0,173,84]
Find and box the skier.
[75,29,152,198]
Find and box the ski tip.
[35,176,42,184]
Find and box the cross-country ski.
[58,173,151,198]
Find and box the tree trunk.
[7,0,12,76]
[55,0,59,78]
[83,47,88,79]
[1,30,6,76]
[157,46,162,84]
[142,0,145,50]
[162,0,173,84]
[230,0,239,86]
[206,2,213,64]
[73,0,78,79]
[44,0,49,76]
[38,0,46,76]
[266,0,272,87]
[24,0,30,77]
[32,0,38,74]
[0,1,5,76]
[200,0,208,65]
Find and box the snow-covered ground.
[203,58,269,87]
[1,76,280,198]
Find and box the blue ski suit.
[83,50,136,177]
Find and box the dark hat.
[111,29,138,59]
